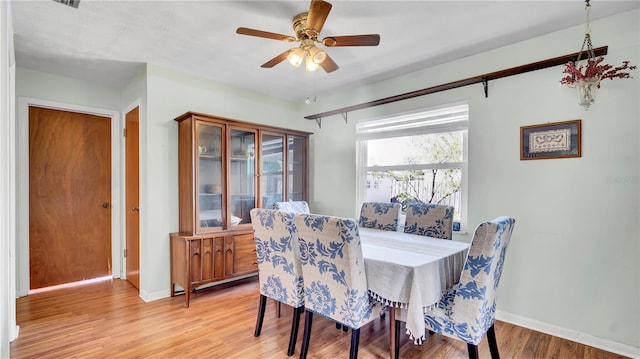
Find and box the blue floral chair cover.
[294,213,382,359]
[250,208,305,356]
[358,202,401,232]
[394,216,516,359]
[273,201,311,214]
[404,203,455,239]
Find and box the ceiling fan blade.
[236,27,297,42]
[322,34,380,47]
[261,50,290,68]
[319,54,339,73]
[306,0,332,35]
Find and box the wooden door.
[125,107,140,290]
[29,106,112,289]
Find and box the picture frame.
[520,120,581,160]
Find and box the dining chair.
[294,213,383,359]
[270,201,310,318]
[250,208,305,357]
[394,216,516,359]
[403,203,455,239]
[274,200,311,214]
[358,202,402,231]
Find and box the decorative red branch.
[560,57,636,88]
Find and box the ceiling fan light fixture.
[305,56,320,72]
[287,48,305,68]
[308,45,327,64]
[236,0,380,73]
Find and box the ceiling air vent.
[52,0,80,9]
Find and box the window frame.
[355,102,469,233]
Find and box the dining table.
[359,227,469,359]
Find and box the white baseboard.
[140,288,170,303]
[9,325,19,342]
[496,310,640,359]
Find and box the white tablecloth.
[360,227,469,343]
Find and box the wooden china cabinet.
[170,112,311,307]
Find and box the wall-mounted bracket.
[482,78,489,98]
[315,117,322,128]
[341,112,348,124]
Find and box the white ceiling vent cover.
[52,0,80,9]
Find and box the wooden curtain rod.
[304,46,608,125]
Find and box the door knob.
[102,202,110,208]
[132,206,139,212]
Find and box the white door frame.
[17,97,122,297]
[1,0,19,348]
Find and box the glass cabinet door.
[229,128,256,226]
[260,133,284,209]
[196,122,224,231]
[287,135,306,201]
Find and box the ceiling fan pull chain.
[314,72,317,103]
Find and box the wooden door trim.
[124,102,140,290]
[17,97,123,297]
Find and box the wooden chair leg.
[487,324,500,359]
[299,311,313,359]
[467,343,479,359]
[287,306,303,356]
[254,295,267,337]
[349,328,360,359]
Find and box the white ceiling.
[10,0,640,104]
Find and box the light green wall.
[12,8,639,355]
[307,9,639,351]
[15,68,121,109]
[141,65,314,298]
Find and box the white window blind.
[356,103,469,140]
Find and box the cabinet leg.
[184,287,190,308]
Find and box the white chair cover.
[250,208,304,308]
[358,202,401,232]
[397,216,516,347]
[404,203,455,239]
[295,213,382,328]
[273,201,311,214]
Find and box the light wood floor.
[10,277,628,359]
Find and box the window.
[356,102,468,232]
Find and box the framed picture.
[520,120,581,160]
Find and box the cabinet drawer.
[233,233,258,275]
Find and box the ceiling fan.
[236,0,380,73]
